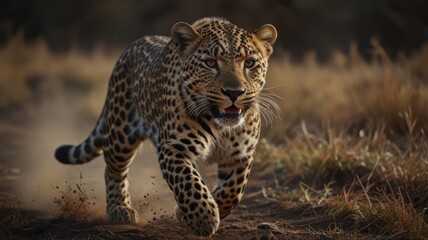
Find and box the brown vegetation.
[0,33,427,239]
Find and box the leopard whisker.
[184,97,210,118]
[256,92,282,126]
[262,84,287,91]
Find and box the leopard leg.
[104,149,139,223]
[212,112,260,219]
[157,143,220,237]
[212,156,253,219]
[102,106,143,223]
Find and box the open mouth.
[212,106,242,119]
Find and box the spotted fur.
[55,17,277,236]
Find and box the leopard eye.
[244,58,256,68]
[204,59,217,68]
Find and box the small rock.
[259,235,271,240]
[257,222,283,235]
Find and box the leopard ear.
[253,24,277,58]
[171,22,201,59]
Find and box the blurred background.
[0,0,428,224]
[1,0,427,124]
[2,0,428,59]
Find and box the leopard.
[54,17,277,237]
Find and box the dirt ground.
[0,169,309,238]
[1,188,314,240]
[0,106,364,240]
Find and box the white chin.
[214,116,245,128]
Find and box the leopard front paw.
[108,206,139,223]
[175,202,220,237]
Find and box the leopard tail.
[54,107,106,165]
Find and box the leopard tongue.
[220,106,242,115]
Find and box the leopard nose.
[221,88,246,102]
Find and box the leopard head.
[171,17,277,127]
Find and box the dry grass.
[52,173,99,223]
[266,40,428,138]
[0,204,29,237]
[1,33,428,238]
[257,115,428,238]
[256,40,428,237]
[0,31,118,115]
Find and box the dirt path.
[0,120,352,240]
[1,167,311,239]
[0,123,310,240]
[2,192,311,240]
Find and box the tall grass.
[0,31,118,115]
[267,40,428,139]
[1,33,427,133]
[257,119,428,237]
[261,38,428,238]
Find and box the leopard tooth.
[220,109,226,115]
[238,109,242,114]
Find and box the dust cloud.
[16,92,176,223]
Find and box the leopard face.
[174,18,277,127]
